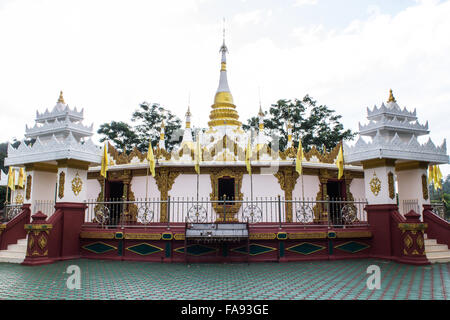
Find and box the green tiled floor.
[0,259,448,300]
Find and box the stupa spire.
[208,21,241,128]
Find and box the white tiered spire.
[26,91,93,142]
[345,90,448,165]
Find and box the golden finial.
[161,120,165,129]
[57,91,65,104]
[388,89,396,103]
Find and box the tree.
[97,102,183,153]
[243,95,356,152]
[131,102,183,152]
[0,142,7,209]
[97,121,139,153]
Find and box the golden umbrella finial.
[388,89,396,103]
[57,91,65,104]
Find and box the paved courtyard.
[0,259,448,300]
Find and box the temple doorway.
[218,177,235,203]
[106,181,124,225]
[326,180,346,225]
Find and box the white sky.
[0,0,448,176]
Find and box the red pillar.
[396,210,429,265]
[54,202,87,261]
[22,211,53,266]
[366,204,397,260]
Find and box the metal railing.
[84,196,368,228]
[2,202,23,222]
[33,200,55,217]
[402,199,419,215]
[430,200,448,221]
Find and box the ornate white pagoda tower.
[24,91,94,144]
[345,90,448,215]
[5,92,101,211]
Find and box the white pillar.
[56,160,90,203]
[362,159,397,205]
[396,161,429,218]
[24,164,58,215]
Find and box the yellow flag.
[337,144,344,180]
[295,139,304,175]
[7,167,15,191]
[435,165,443,190]
[245,136,252,176]
[429,165,434,183]
[18,168,25,188]
[147,140,155,177]
[100,142,108,178]
[195,135,202,175]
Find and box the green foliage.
[0,142,7,172]
[0,143,7,209]
[98,121,139,153]
[97,102,183,153]
[131,102,183,152]
[243,95,355,152]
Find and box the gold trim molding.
[58,171,65,199]
[362,158,396,170]
[395,161,428,172]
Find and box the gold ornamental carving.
[209,167,244,221]
[422,174,429,200]
[26,175,32,200]
[249,233,277,240]
[404,234,413,249]
[154,168,181,222]
[38,235,47,250]
[417,234,424,249]
[14,193,24,204]
[58,171,65,199]
[388,171,395,200]
[274,167,299,223]
[369,172,381,197]
[71,172,83,196]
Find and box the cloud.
[0,0,448,175]
[293,0,318,6]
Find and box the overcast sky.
[0,0,448,175]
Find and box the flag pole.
[5,182,9,205]
[340,139,345,200]
[250,130,254,204]
[145,165,149,202]
[145,140,150,202]
[103,142,107,202]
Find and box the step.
[428,256,450,263]
[425,244,449,252]
[0,256,25,264]
[0,250,25,257]
[0,248,25,255]
[17,239,28,245]
[426,251,450,259]
[7,243,27,252]
[425,239,437,245]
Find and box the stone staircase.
[425,234,450,263]
[0,237,27,264]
